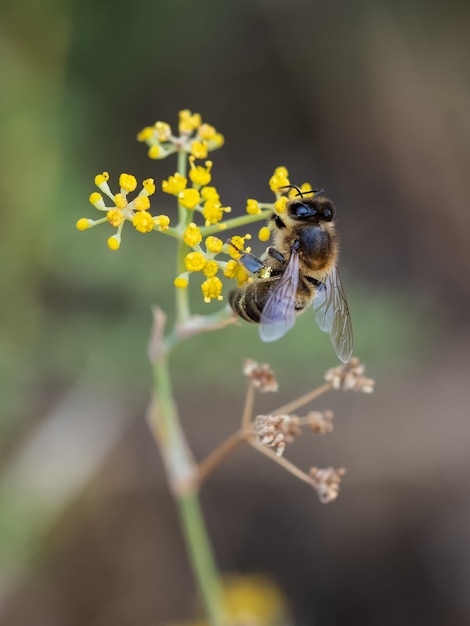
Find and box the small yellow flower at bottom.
[174,276,189,289]
[201,276,223,303]
[108,234,121,250]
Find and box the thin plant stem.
[148,355,226,626]
[273,382,333,416]
[249,438,312,485]
[197,429,249,485]
[241,382,256,430]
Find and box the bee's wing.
[313,266,353,363]
[260,249,299,342]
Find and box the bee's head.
[287,196,335,223]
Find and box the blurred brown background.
[1,0,470,624]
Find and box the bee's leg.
[266,246,286,264]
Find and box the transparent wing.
[313,266,353,363]
[260,250,299,342]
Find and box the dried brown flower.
[324,357,374,393]
[305,410,334,434]
[243,359,279,392]
[253,414,299,456]
[309,467,346,503]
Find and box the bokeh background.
[2,0,470,624]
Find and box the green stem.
[175,149,191,322]
[149,356,226,625]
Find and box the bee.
[228,186,353,363]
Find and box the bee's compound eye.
[289,201,315,218]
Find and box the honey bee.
[229,186,353,362]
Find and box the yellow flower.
[107,208,125,227]
[246,199,261,215]
[154,121,172,142]
[178,188,201,210]
[174,276,189,289]
[269,166,290,193]
[258,226,271,242]
[148,145,161,159]
[274,196,288,214]
[183,223,202,247]
[89,192,105,209]
[133,195,150,211]
[203,260,219,277]
[224,259,250,286]
[114,193,128,209]
[202,201,231,226]
[198,123,217,140]
[189,156,212,187]
[201,276,223,302]
[119,173,137,193]
[154,215,170,231]
[190,140,208,159]
[142,178,156,195]
[162,173,187,195]
[201,186,220,203]
[185,251,207,272]
[228,234,252,258]
[136,127,153,142]
[76,218,91,230]
[108,234,121,250]
[205,236,223,254]
[179,109,201,134]
[133,211,154,233]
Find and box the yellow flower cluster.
[76,172,168,250]
[137,109,224,161]
[76,108,319,308]
[174,231,253,302]
[162,160,231,227]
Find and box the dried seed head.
[306,410,334,434]
[253,414,299,456]
[310,467,346,503]
[243,359,279,392]
[324,357,375,393]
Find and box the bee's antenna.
[278,184,325,197]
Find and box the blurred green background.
[1,0,470,624]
